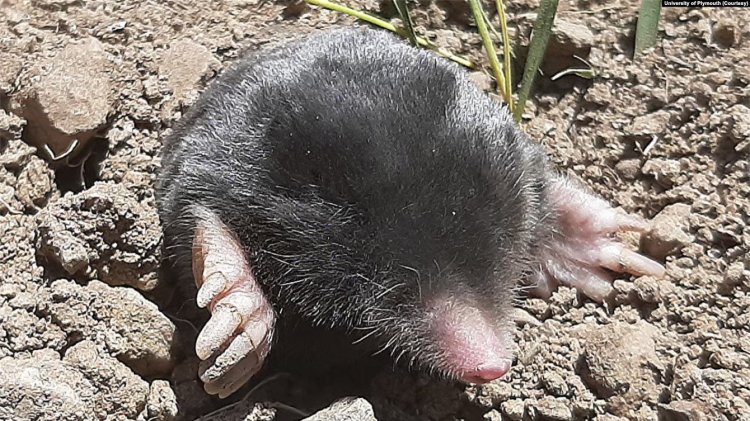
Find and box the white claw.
[599,243,665,277]
[196,272,229,308]
[196,304,242,360]
[613,212,651,232]
[195,291,265,359]
[203,351,263,398]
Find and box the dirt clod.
[10,37,115,163]
[36,182,162,290]
[579,321,662,415]
[304,397,377,421]
[641,203,693,260]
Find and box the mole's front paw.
[191,214,275,398]
[531,178,666,301]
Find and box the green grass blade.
[392,0,418,47]
[634,0,662,58]
[305,0,475,68]
[513,0,558,121]
[495,0,513,114]
[468,0,510,104]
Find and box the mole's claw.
[533,177,666,301]
[190,210,277,397]
[598,243,666,278]
[196,304,241,360]
[612,212,651,233]
[196,272,231,309]
[200,318,272,398]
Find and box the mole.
[155,27,665,398]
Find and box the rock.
[729,104,750,143]
[469,71,493,92]
[529,397,573,421]
[475,381,514,408]
[642,158,682,188]
[63,341,150,419]
[614,158,641,180]
[631,276,662,303]
[304,397,377,421]
[631,110,671,136]
[542,371,569,396]
[10,37,114,163]
[0,48,22,100]
[483,409,503,421]
[144,380,179,421]
[0,342,149,421]
[46,279,176,377]
[657,400,710,421]
[0,110,26,143]
[579,321,662,415]
[15,157,54,208]
[36,182,162,291]
[641,203,693,259]
[544,19,594,75]
[158,39,220,111]
[501,399,526,421]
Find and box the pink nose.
[460,359,512,384]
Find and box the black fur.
[156,27,553,378]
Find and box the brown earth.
[0,1,748,420]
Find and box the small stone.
[483,409,503,421]
[48,279,176,377]
[145,380,178,421]
[501,399,525,421]
[476,381,514,407]
[542,371,569,396]
[0,110,26,143]
[36,182,162,291]
[11,38,114,162]
[729,104,750,142]
[15,157,54,208]
[469,71,493,92]
[632,277,661,303]
[718,262,748,293]
[614,159,641,180]
[544,19,594,75]
[631,110,671,136]
[642,158,682,188]
[594,415,628,421]
[529,397,573,421]
[158,39,220,109]
[657,400,709,421]
[580,321,662,414]
[63,340,150,419]
[641,203,693,259]
[303,397,376,421]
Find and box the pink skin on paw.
[192,215,276,398]
[427,297,513,384]
[533,178,666,301]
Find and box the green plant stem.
[634,0,662,58]
[513,0,558,121]
[305,0,474,68]
[495,0,513,114]
[468,0,509,105]
[392,0,418,47]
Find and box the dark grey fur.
[156,27,553,379]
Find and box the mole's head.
[250,92,548,383]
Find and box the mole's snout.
[426,297,513,384]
